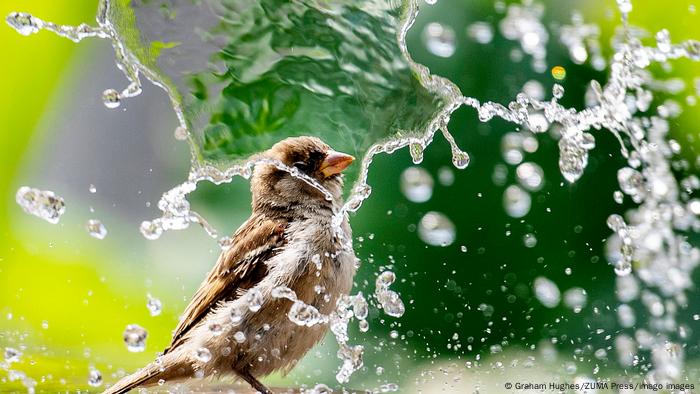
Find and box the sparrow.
[103,136,357,394]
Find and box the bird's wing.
[164,214,288,353]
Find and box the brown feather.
[164,214,288,353]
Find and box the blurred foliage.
[1,0,699,392]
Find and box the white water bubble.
[245,288,264,312]
[194,347,212,362]
[527,112,549,133]
[15,186,66,224]
[88,368,103,387]
[271,286,297,301]
[617,304,636,327]
[417,211,456,246]
[617,0,632,13]
[422,22,456,58]
[147,294,162,316]
[552,84,565,99]
[234,331,246,343]
[437,166,455,186]
[6,12,41,36]
[523,80,545,101]
[533,276,560,308]
[617,167,646,203]
[516,162,544,191]
[4,347,21,363]
[102,89,121,109]
[451,150,470,169]
[467,22,494,44]
[523,233,537,248]
[288,301,325,327]
[174,126,188,141]
[501,132,525,164]
[123,324,147,352]
[503,185,531,218]
[400,167,433,203]
[86,219,107,239]
[310,383,333,394]
[563,287,587,313]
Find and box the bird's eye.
[293,161,309,172]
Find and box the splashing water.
[146,294,162,317]
[7,0,700,388]
[122,324,147,353]
[15,186,65,224]
[86,219,107,239]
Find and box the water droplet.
[467,22,494,44]
[417,211,456,247]
[147,294,162,316]
[230,305,246,324]
[174,126,188,141]
[310,383,333,394]
[503,185,531,218]
[88,368,103,387]
[123,324,147,352]
[409,143,424,164]
[617,167,646,203]
[389,330,399,339]
[613,191,624,204]
[400,167,433,203]
[6,12,41,36]
[4,347,21,363]
[102,89,121,109]
[437,166,455,186]
[552,83,565,98]
[422,22,456,58]
[336,343,364,383]
[523,80,545,101]
[288,301,325,327]
[86,219,107,239]
[245,288,264,312]
[558,131,594,183]
[516,162,544,191]
[563,287,587,313]
[89,184,97,193]
[16,186,66,224]
[656,29,671,53]
[271,286,297,301]
[451,150,470,169]
[194,347,212,362]
[375,271,405,318]
[501,132,525,165]
[352,293,369,320]
[533,276,560,308]
[140,220,163,240]
[523,233,537,248]
[527,112,549,133]
[233,331,246,343]
[617,0,632,13]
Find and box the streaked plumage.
[103,137,356,394]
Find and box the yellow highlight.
[551,65,566,80]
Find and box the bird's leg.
[235,370,273,394]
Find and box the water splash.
[122,324,147,352]
[86,219,107,239]
[15,186,65,224]
[7,0,700,387]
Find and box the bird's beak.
[320,150,355,177]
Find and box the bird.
[103,136,357,394]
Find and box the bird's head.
[251,136,355,212]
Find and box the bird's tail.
[101,354,190,394]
